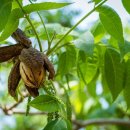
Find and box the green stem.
[37,11,51,44]
[28,0,50,49]
[50,80,56,95]
[26,96,31,116]
[47,0,107,55]
[44,42,71,54]
[48,31,56,50]
[64,76,72,122]
[77,63,88,86]
[65,74,70,90]
[55,42,71,52]
[16,0,43,52]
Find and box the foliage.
[0,0,130,130]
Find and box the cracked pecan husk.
[19,47,46,89]
[0,28,55,98]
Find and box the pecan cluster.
[0,29,55,97]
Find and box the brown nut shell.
[8,60,21,97]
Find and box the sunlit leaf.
[91,21,105,43]
[97,5,124,43]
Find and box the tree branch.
[8,97,24,111]
[13,109,47,115]
[73,119,130,130]
[0,93,28,115]
[47,0,107,55]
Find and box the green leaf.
[118,40,130,58]
[78,51,99,84]
[23,2,72,13]
[0,2,72,41]
[0,8,23,42]
[90,0,102,5]
[97,5,124,43]
[0,0,13,32]
[29,95,64,112]
[122,0,130,14]
[39,23,78,40]
[91,21,105,43]
[124,41,130,55]
[44,119,70,130]
[58,46,77,76]
[104,48,125,100]
[74,31,94,57]
[124,60,130,108]
[12,0,22,9]
[109,37,119,49]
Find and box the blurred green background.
[0,0,130,130]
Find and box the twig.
[8,93,28,110]
[28,0,51,48]
[7,98,23,111]
[0,93,28,115]
[48,31,56,51]
[73,119,130,130]
[13,109,47,115]
[16,0,43,52]
[54,42,71,53]
[26,96,31,116]
[47,0,107,55]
